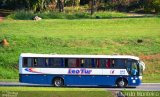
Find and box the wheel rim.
[54,78,62,87]
[119,80,125,87]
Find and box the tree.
[89,0,97,15]
[57,0,64,12]
[65,0,80,6]
[152,0,160,13]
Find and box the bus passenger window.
[37,58,46,67]
[48,58,62,68]
[81,59,84,67]
[106,59,111,68]
[68,59,77,68]
[96,59,100,68]
[23,58,33,67]
[65,58,68,67]
[100,59,105,68]
[111,59,115,68]
[84,59,92,68]
[45,58,49,67]
[91,59,96,68]
[114,59,126,69]
[76,59,80,67]
[55,58,62,67]
[28,58,33,67]
[23,57,28,67]
[33,58,38,67]
[99,59,110,68]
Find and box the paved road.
[104,83,160,91]
[0,82,160,91]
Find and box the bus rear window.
[23,57,33,67]
[23,57,48,67]
[23,57,28,67]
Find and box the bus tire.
[53,77,64,87]
[116,78,128,88]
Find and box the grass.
[0,17,160,82]
[0,87,113,97]
[0,86,103,91]
[122,90,160,97]
[0,79,18,82]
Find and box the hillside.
[0,17,160,82]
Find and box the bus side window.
[96,59,100,68]
[84,59,92,68]
[91,59,96,68]
[65,58,68,67]
[114,59,126,69]
[100,59,110,68]
[61,58,64,67]
[68,58,77,68]
[76,59,80,67]
[37,58,46,67]
[23,57,33,67]
[54,58,62,68]
[106,59,111,68]
[48,58,53,67]
[45,58,49,67]
[27,58,33,67]
[81,59,84,67]
[33,58,38,67]
[100,59,105,68]
[23,58,33,67]
[23,57,28,67]
[111,59,115,68]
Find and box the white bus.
[19,53,145,87]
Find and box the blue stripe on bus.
[19,74,141,86]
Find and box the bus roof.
[20,53,139,60]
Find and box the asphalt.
[0,82,160,91]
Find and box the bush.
[7,10,35,20]
[93,11,126,19]
[37,11,66,19]
[7,10,128,20]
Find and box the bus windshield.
[126,59,141,76]
[139,61,145,76]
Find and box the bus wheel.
[116,78,127,88]
[53,77,64,87]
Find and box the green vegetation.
[0,79,18,82]
[0,87,113,97]
[7,10,127,20]
[0,86,104,91]
[0,17,160,82]
[1,0,160,13]
[122,90,160,97]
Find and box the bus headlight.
[139,76,142,80]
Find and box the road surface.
[0,82,160,91]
